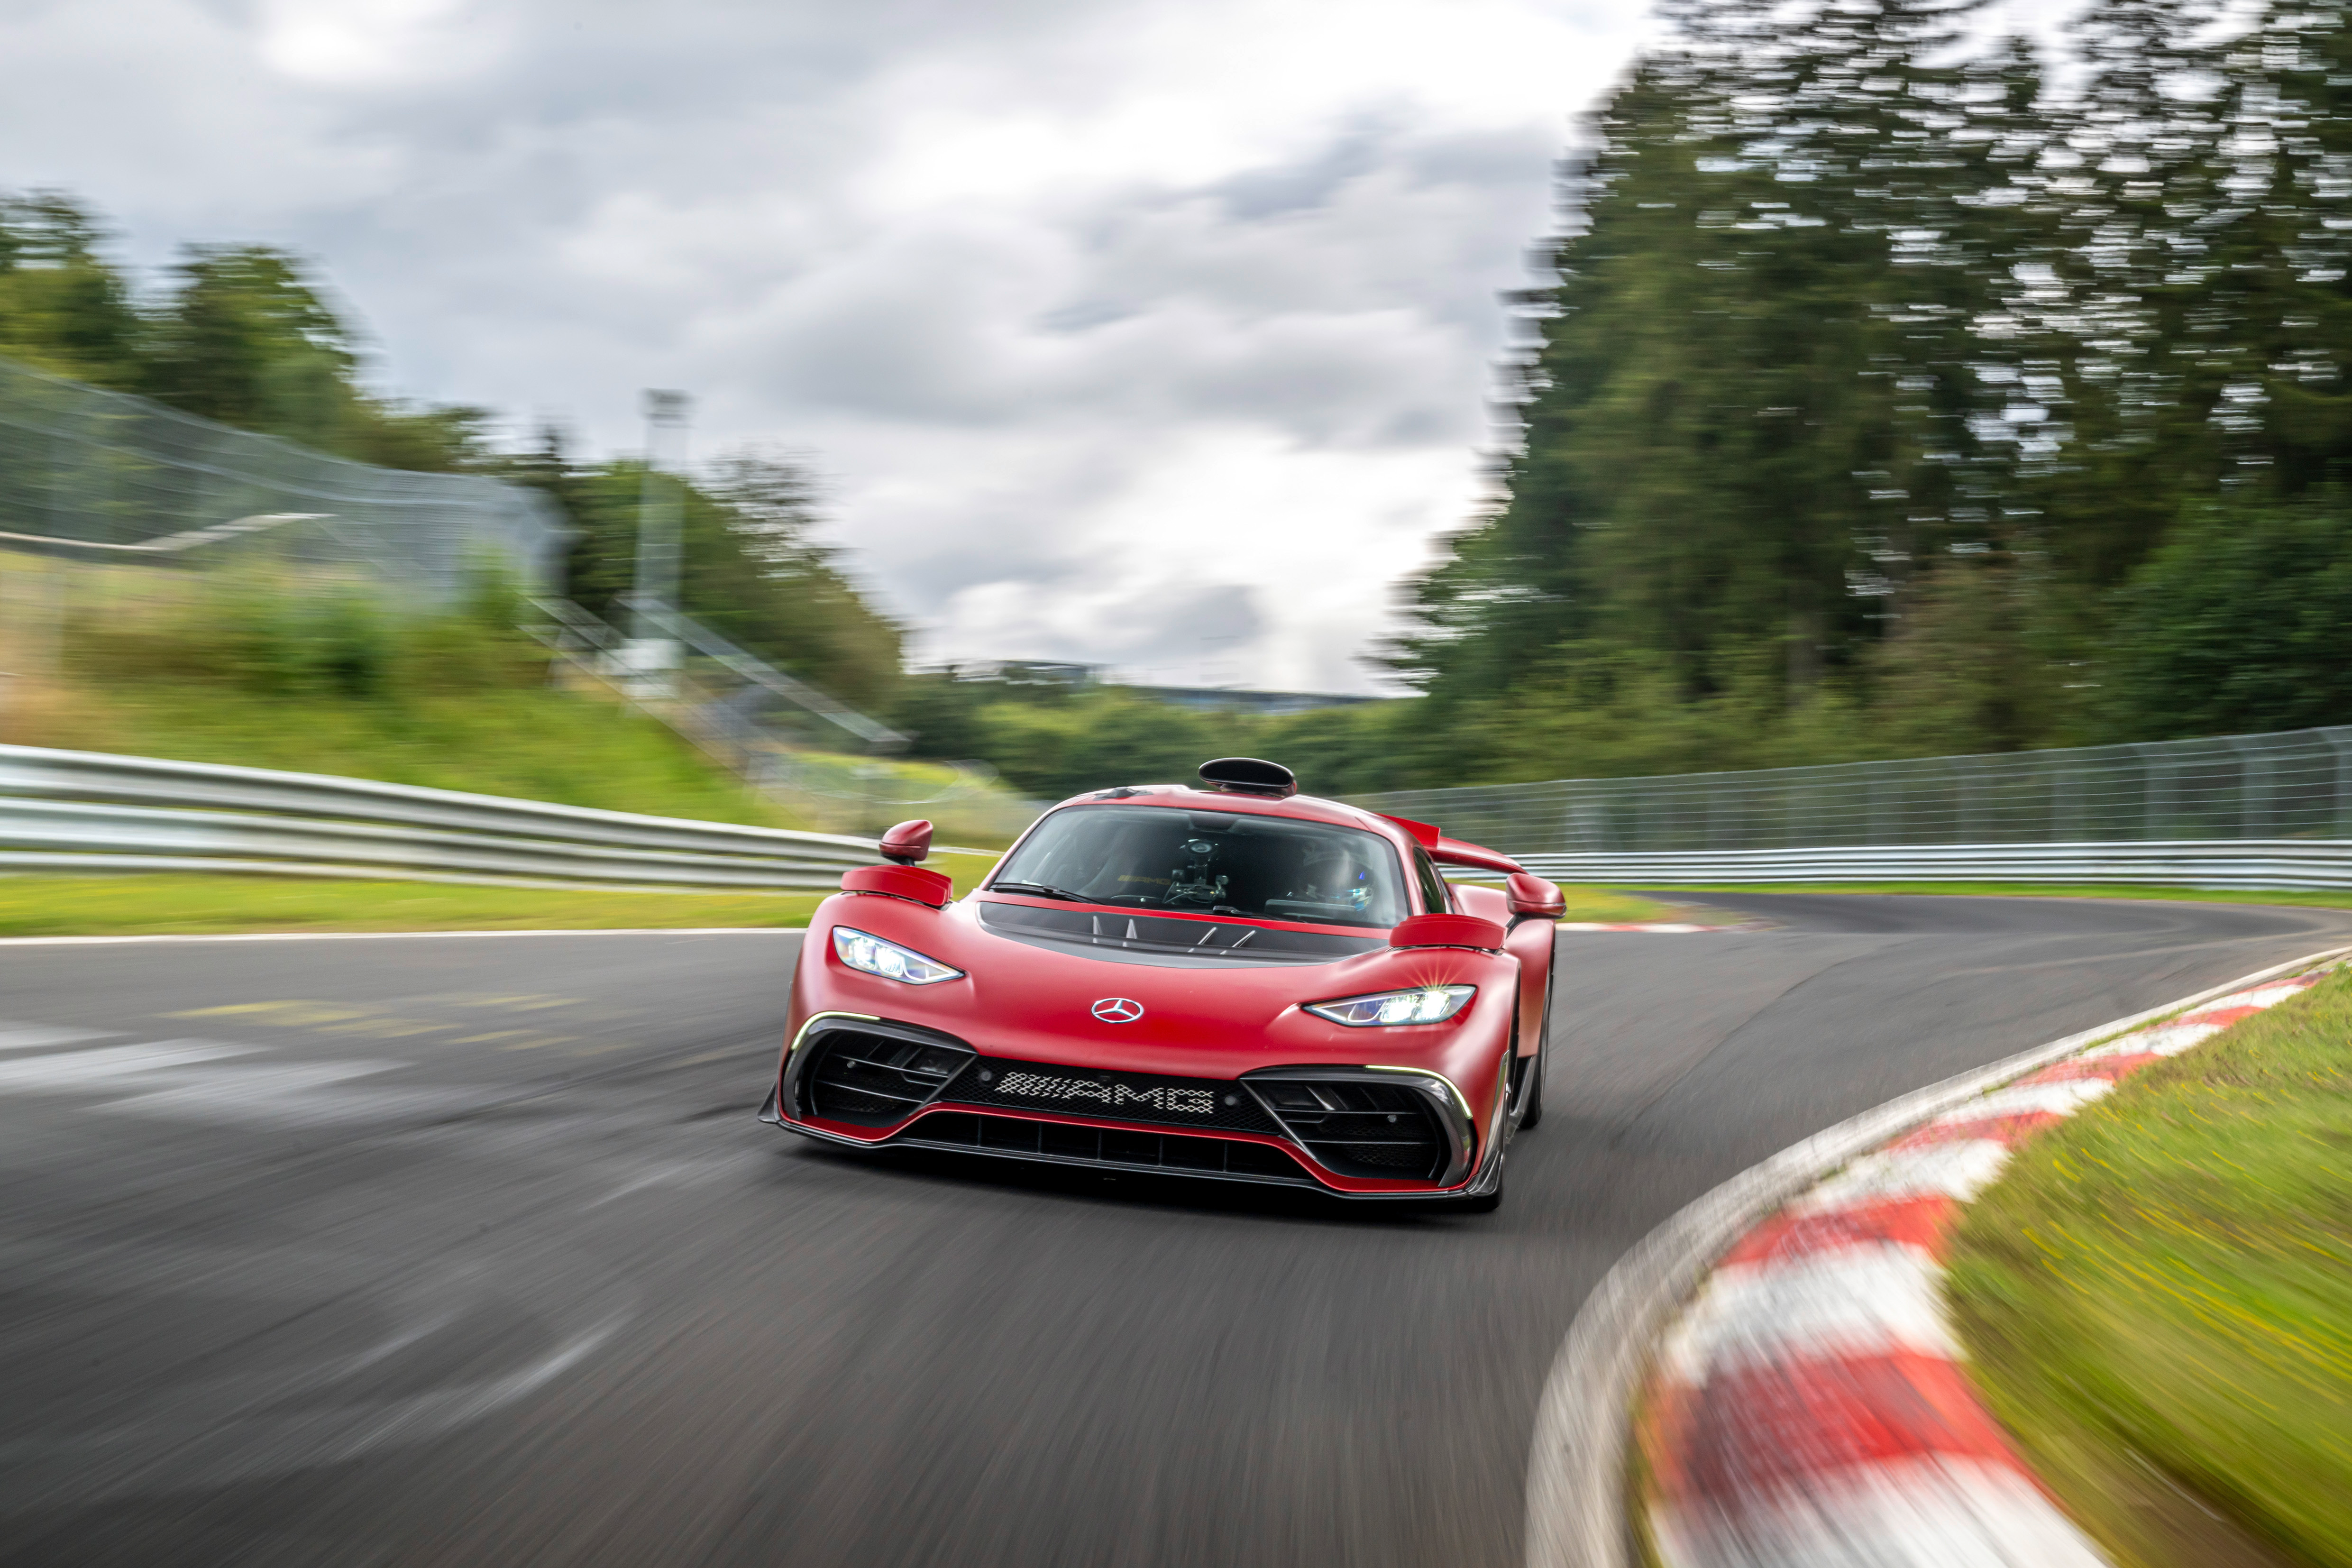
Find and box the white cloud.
[256,0,513,87]
[1,0,1665,691]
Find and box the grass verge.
[1549,887,1679,922]
[0,854,1000,937]
[1946,965,2352,1568]
[16,681,803,828]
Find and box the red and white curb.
[1556,922,1733,934]
[1632,965,2337,1568]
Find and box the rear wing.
[1373,812,1524,876]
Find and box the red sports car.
[760,757,1565,1210]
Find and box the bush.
[69,568,538,701]
[2103,495,2352,740]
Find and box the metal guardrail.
[1356,724,2352,859]
[16,742,2343,895]
[0,744,882,892]
[1509,841,2352,890]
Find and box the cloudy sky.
[7,0,1667,691]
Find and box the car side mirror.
[1505,873,1565,920]
[879,819,933,865]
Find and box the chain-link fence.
[529,595,1042,848]
[0,357,567,597]
[1353,726,2352,856]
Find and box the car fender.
[1447,883,1550,1060]
[1503,913,1555,1059]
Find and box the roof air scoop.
[1198,757,1297,798]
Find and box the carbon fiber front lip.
[771,1106,1490,1201]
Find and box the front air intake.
[1246,1075,1453,1181]
[800,1025,974,1128]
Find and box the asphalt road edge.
[1520,940,2352,1568]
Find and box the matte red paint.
[1373,812,1442,849]
[1506,872,1567,919]
[1432,837,1525,876]
[878,818,933,864]
[840,863,953,907]
[772,782,1563,1197]
[1388,913,1506,951]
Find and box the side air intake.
[1245,1074,1454,1181]
[800,1025,975,1128]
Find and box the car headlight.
[1303,984,1474,1027]
[832,926,964,985]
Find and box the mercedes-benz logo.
[1091,997,1144,1023]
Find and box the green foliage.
[68,567,540,702]
[0,203,498,476]
[952,691,1229,800]
[1397,0,2352,778]
[46,569,787,825]
[1948,968,2352,1566]
[1866,556,2075,756]
[0,192,142,386]
[2104,495,2352,740]
[142,246,359,447]
[0,193,905,721]
[1251,701,1426,795]
[530,448,904,712]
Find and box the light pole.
[625,389,691,695]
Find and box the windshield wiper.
[989,880,1090,902]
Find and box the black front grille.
[943,1056,1281,1135]
[803,1027,975,1128]
[897,1111,1312,1185]
[1249,1079,1449,1181]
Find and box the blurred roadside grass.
[1947,965,2352,1568]
[0,854,1001,937]
[2,559,807,829]
[1453,882,1675,924]
[1547,887,1677,922]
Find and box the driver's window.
[1411,846,1451,914]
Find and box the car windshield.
[989,804,1410,928]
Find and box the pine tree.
[1403,0,2049,737]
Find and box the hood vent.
[978,900,1380,964]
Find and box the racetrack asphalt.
[1,893,2346,1568]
